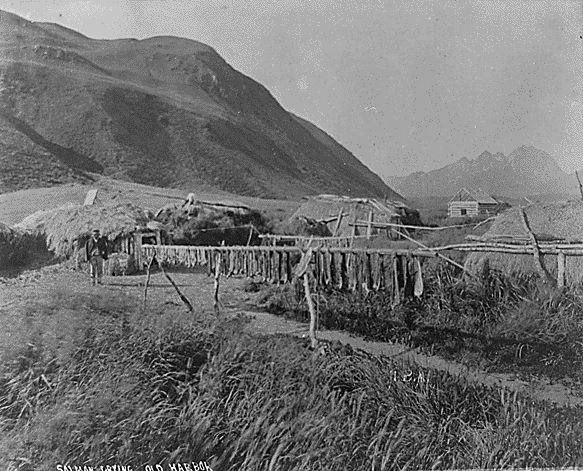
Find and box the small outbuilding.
[290,194,419,237]
[448,188,508,218]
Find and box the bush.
[274,216,332,237]
[171,208,272,245]
[0,230,52,274]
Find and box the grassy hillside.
[0,9,399,200]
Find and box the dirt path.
[2,266,582,407]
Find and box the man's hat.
[92,229,100,234]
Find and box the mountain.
[386,145,578,199]
[0,10,399,200]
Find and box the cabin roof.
[449,188,499,205]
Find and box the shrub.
[0,230,52,274]
[171,208,272,245]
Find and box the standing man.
[85,229,108,285]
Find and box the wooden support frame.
[392,228,476,278]
[366,210,374,240]
[518,207,554,285]
[332,209,344,237]
[155,255,195,314]
[213,252,224,314]
[142,255,156,311]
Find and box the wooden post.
[366,210,373,240]
[332,209,343,237]
[557,251,566,288]
[134,233,143,270]
[142,255,156,311]
[518,207,554,285]
[156,257,195,314]
[350,212,357,247]
[576,170,583,201]
[213,252,223,314]
[303,272,318,349]
[293,246,317,349]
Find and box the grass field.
[1,273,583,470]
[0,177,301,227]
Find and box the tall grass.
[1,290,583,470]
[258,265,583,381]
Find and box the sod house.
[290,194,418,238]
[15,202,164,273]
[465,201,583,285]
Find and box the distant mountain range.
[386,145,580,199]
[0,10,400,200]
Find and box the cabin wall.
[448,201,479,218]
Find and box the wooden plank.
[142,243,439,257]
[156,257,195,314]
[141,242,583,264]
[83,189,98,206]
[349,220,478,231]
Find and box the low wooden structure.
[142,244,430,299]
[290,194,418,239]
[448,188,508,218]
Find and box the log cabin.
[448,188,508,218]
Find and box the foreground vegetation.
[1,288,583,470]
[258,264,583,384]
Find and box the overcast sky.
[1,0,581,176]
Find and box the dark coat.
[85,236,109,261]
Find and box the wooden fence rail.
[142,239,583,297]
[141,241,582,346]
[142,244,430,297]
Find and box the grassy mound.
[1,289,582,470]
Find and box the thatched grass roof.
[465,201,583,284]
[15,202,150,258]
[290,195,409,236]
[449,188,500,205]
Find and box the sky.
[0,0,581,177]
